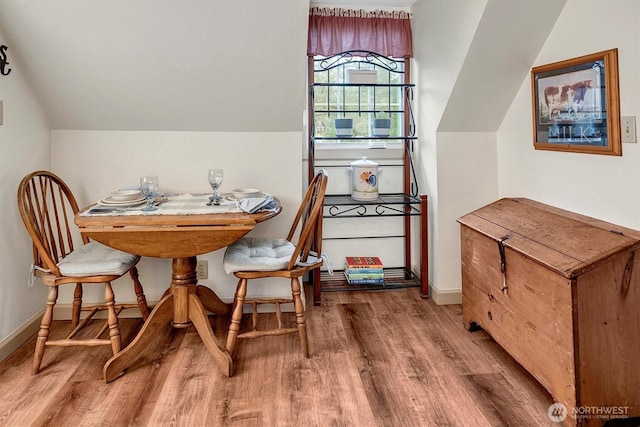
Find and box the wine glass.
[140,175,159,212]
[208,169,224,205]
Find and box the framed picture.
[531,48,621,155]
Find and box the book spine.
[344,262,383,269]
[345,268,384,274]
[344,271,384,284]
[346,272,384,279]
[344,257,383,269]
[347,278,384,284]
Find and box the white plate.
[109,190,143,201]
[224,192,267,201]
[98,196,146,207]
[231,187,261,199]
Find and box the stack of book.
[344,256,384,284]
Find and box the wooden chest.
[458,198,640,426]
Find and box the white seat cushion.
[223,237,296,274]
[57,242,139,277]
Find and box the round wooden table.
[75,198,281,382]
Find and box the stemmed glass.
[208,169,224,205]
[140,175,159,212]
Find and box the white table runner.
[80,194,242,216]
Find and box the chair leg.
[104,282,122,355]
[71,283,83,328]
[226,278,247,358]
[129,266,150,320]
[291,277,309,358]
[33,286,58,374]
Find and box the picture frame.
[531,48,621,155]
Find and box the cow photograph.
[537,68,602,125]
[534,65,605,146]
[531,49,621,155]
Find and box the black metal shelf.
[309,50,428,304]
[313,109,405,114]
[312,136,417,140]
[312,83,415,88]
[320,268,421,293]
[310,78,416,143]
[324,193,421,218]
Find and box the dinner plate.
[98,196,146,207]
[224,192,268,202]
[231,188,261,199]
[109,190,143,202]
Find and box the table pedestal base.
[103,257,233,383]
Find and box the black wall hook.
[1,45,12,76]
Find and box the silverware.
[89,199,164,214]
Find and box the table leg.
[103,293,174,383]
[171,257,196,327]
[196,285,231,316]
[188,293,233,377]
[104,256,234,382]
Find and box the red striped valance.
[307,7,413,58]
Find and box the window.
[307,8,413,148]
[311,52,409,146]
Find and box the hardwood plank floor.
[0,287,558,426]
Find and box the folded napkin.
[237,196,276,213]
[88,207,122,214]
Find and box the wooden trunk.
[458,198,640,427]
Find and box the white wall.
[411,0,488,301]
[51,130,303,304]
[412,0,568,301]
[499,0,640,229]
[0,27,51,346]
[435,131,498,291]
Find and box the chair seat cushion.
[58,242,139,277]
[223,237,295,274]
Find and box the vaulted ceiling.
[0,1,310,131]
[0,0,562,134]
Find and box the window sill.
[309,142,404,162]
[313,141,403,151]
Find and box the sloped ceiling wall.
[0,0,309,131]
[3,0,554,134]
[438,0,567,132]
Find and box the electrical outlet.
[196,259,208,280]
[622,116,637,143]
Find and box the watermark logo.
[548,403,630,423]
[548,403,568,423]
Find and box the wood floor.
[0,287,558,426]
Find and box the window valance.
[307,7,413,58]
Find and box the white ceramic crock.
[348,157,382,201]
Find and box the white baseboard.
[429,284,462,305]
[411,265,461,305]
[0,309,44,363]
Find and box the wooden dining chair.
[17,170,150,374]
[222,170,328,370]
